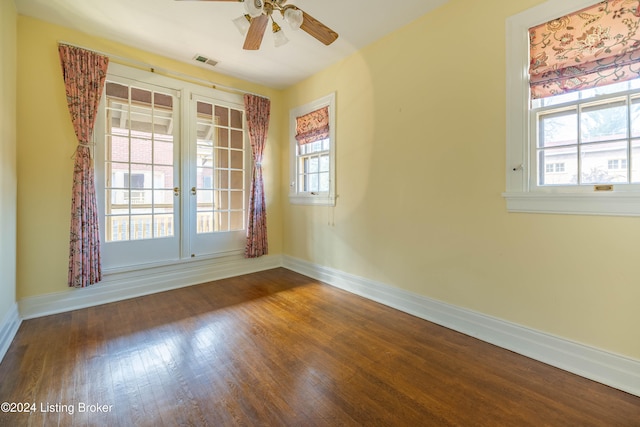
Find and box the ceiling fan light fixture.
[272,21,289,47]
[283,7,303,30]
[244,0,264,18]
[233,14,252,36]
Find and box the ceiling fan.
[176,0,339,50]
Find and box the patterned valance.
[529,0,640,99]
[295,106,329,146]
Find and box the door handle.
[191,187,197,195]
[173,187,180,196]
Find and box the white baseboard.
[0,303,21,364]
[19,254,283,320]
[283,255,640,398]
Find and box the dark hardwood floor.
[0,268,638,426]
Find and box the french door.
[188,93,248,257]
[96,75,181,268]
[95,64,248,269]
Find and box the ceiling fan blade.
[243,14,269,50]
[300,11,339,46]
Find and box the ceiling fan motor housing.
[245,0,263,17]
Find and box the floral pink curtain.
[295,106,329,145]
[244,94,270,258]
[529,0,640,99]
[58,44,109,287]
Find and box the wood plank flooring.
[0,268,638,426]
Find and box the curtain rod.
[57,41,269,99]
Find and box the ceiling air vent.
[193,54,218,67]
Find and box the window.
[608,159,627,170]
[95,64,249,269]
[289,93,336,206]
[545,162,565,174]
[505,0,640,216]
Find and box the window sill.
[289,194,336,206]
[503,192,640,216]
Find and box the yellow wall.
[282,0,640,360]
[0,0,18,320]
[16,16,283,299]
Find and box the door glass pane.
[154,189,174,208]
[216,190,230,209]
[230,211,244,231]
[230,109,243,129]
[154,166,173,190]
[154,215,173,238]
[216,212,230,232]
[215,106,229,126]
[108,216,129,241]
[230,150,243,169]
[198,190,213,211]
[230,130,243,149]
[217,128,229,147]
[107,135,129,162]
[230,171,243,189]
[198,168,214,189]
[131,138,152,163]
[230,191,243,209]
[197,212,214,233]
[154,141,173,165]
[217,170,229,188]
[215,149,229,168]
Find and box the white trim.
[283,255,640,397]
[19,254,282,320]
[0,303,21,364]
[503,191,640,216]
[289,194,336,206]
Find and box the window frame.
[504,0,640,216]
[289,92,336,206]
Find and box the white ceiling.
[15,0,448,89]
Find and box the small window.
[608,159,627,170]
[289,93,336,206]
